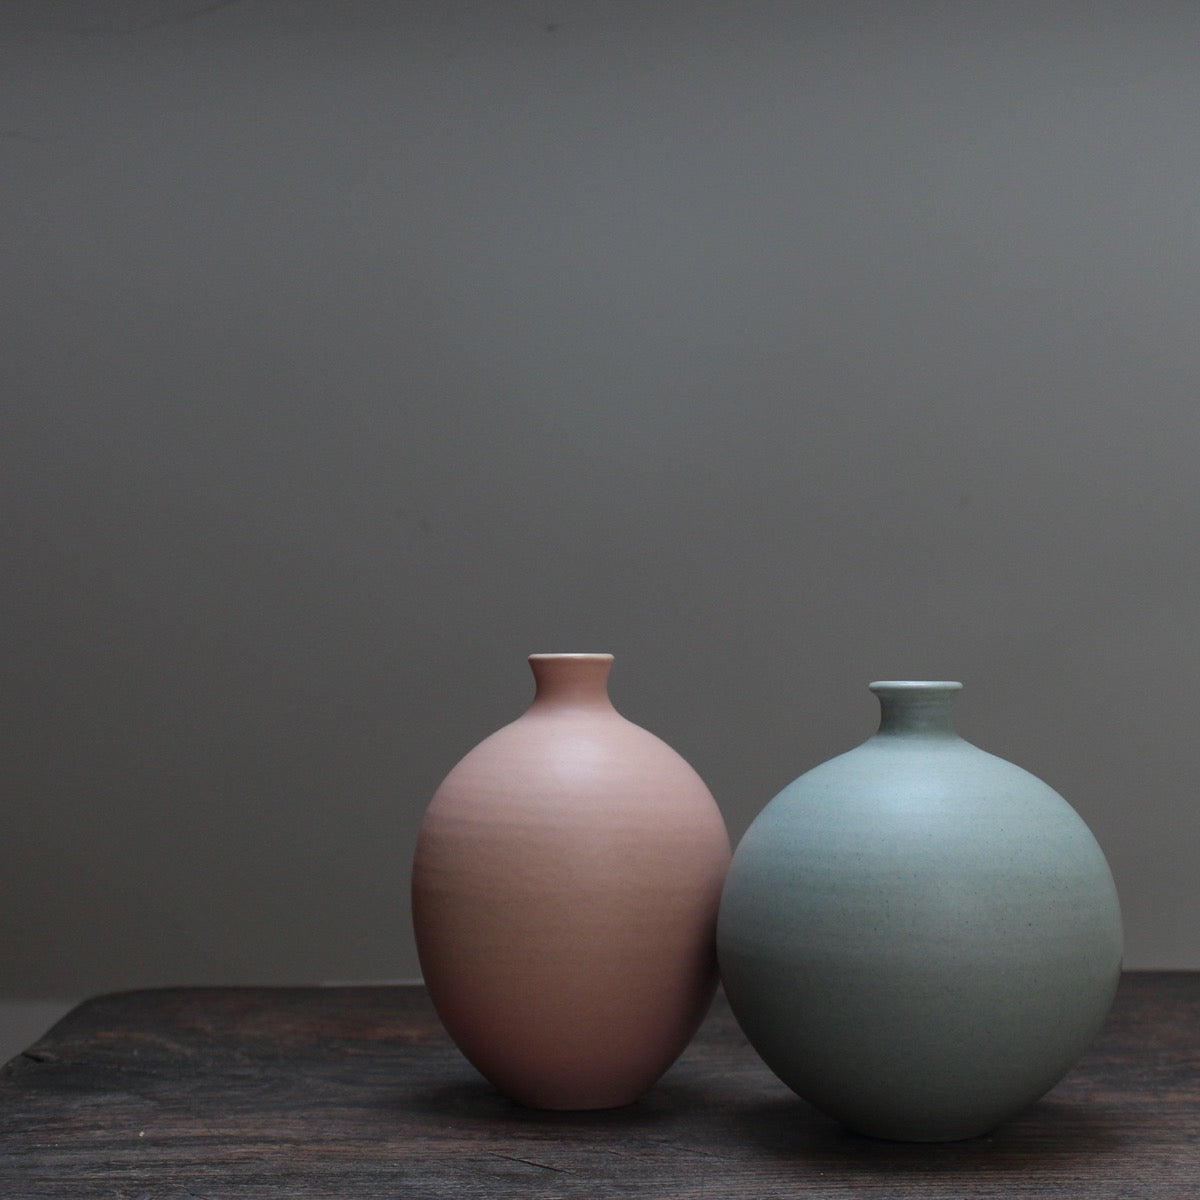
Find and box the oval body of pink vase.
[412,653,731,1109]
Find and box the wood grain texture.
[2,973,1198,1198]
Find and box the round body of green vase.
[717,681,1123,1141]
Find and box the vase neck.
[869,680,962,736]
[528,653,616,711]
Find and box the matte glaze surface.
[718,681,1123,1141]
[412,653,731,1110]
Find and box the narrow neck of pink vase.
[528,653,616,710]
[870,680,962,736]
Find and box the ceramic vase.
[412,653,731,1110]
[717,680,1123,1141]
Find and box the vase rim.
[869,680,963,691]
[529,652,614,662]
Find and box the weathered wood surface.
[1,973,1197,1198]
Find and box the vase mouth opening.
[529,653,614,664]
[869,680,963,693]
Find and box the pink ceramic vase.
[412,652,731,1109]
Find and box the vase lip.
[529,652,614,663]
[869,680,963,692]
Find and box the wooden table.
[2,972,1197,1197]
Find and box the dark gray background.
[3,1,1198,997]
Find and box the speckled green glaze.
[717,681,1123,1142]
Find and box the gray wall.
[4,1,1199,998]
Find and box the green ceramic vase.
[717,680,1123,1141]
